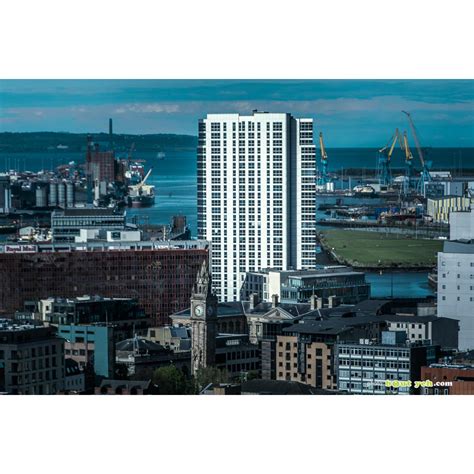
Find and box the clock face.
[207,306,214,316]
[194,304,204,317]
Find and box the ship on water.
[127,167,155,207]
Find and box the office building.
[197,111,317,301]
[57,324,115,379]
[86,137,116,185]
[0,239,209,326]
[240,266,370,305]
[0,320,65,395]
[437,240,474,350]
[335,332,439,395]
[27,295,149,340]
[51,207,127,243]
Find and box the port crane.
[402,111,432,193]
[377,128,404,186]
[317,132,330,186]
[401,131,414,192]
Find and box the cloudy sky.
[1,80,473,147]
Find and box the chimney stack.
[328,295,337,308]
[310,295,318,311]
[317,297,323,310]
[271,294,279,308]
[250,293,259,311]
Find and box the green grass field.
[320,230,443,267]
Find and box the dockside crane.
[401,131,414,192]
[377,128,403,186]
[317,132,330,186]
[402,111,432,193]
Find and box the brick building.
[420,364,474,395]
[0,240,209,326]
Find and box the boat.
[157,152,166,160]
[127,168,155,208]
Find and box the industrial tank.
[58,182,66,208]
[49,182,58,207]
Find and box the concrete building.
[146,326,191,352]
[437,240,474,350]
[426,196,470,224]
[335,332,440,395]
[240,266,370,305]
[0,320,65,395]
[0,239,209,326]
[0,174,12,214]
[383,314,459,350]
[420,364,474,395]
[51,207,127,243]
[197,111,317,301]
[57,324,115,379]
[63,358,86,393]
[449,209,474,240]
[29,295,149,341]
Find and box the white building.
[197,111,317,301]
[437,240,474,350]
[450,209,474,240]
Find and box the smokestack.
[109,118,113,150]
[250,293,259,311]
[271,294,279,308]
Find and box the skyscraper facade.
[197,111,317,301]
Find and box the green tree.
[152,365,189,395]
[194,367,228,391]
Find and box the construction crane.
[401,131,414,192]
[402,111,432,193]
[317,132,330,186]
[377,128,403,186]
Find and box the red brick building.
[0,240,209,326]
[420,364,474,395]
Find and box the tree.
[194,367,228,392]
[152,365,189,395]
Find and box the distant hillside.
[0,132,198,153]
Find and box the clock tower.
[190,260,218,376]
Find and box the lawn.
[320,229,443,267]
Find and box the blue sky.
[1,80,473,146]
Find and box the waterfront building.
[51,207,127,243]
[335,332,440,395]
[426,196,470,224]
[0,239,209,327]
[86,138,116,186]
[449,209,474,240]
[197,111,317,301]
[0,320,65,395]
[420,364,474,395]
[437,240,474,350]
[0,174,12,214]
[240,266,370,305]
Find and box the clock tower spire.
[190,260,218,376]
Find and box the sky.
[1,80,473,147]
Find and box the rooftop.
[52,208,124,217]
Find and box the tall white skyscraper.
[197,111,317,301]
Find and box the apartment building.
[197,111,317,301]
